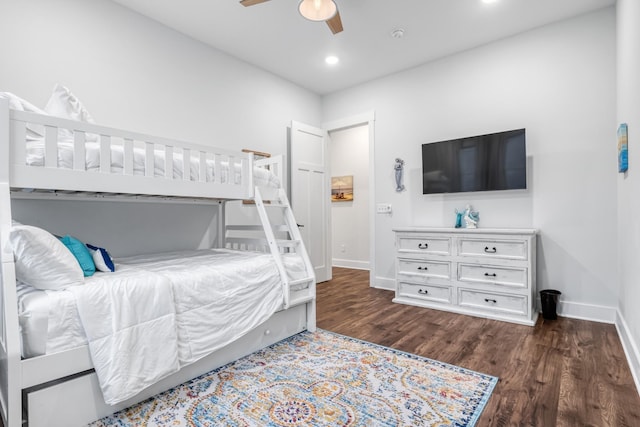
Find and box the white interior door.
[290,121,331,283]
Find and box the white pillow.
[10,225,84,290]
[0,92,46,141]
[44,84,98,142]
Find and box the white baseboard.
[332,259,370,270]
[615,310,640,396]
[373,276,395,291]
[537,299,617,324]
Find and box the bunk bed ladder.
[253,187,315,313]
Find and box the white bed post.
[218,200,227,249]
[0,98,23,427]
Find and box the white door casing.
[289,121,331,283]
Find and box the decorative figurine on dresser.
[392,227,538,326]
[454,204,479,228]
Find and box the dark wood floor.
[317,267,640,427]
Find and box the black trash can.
[540,289,561,320]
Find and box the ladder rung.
[226,225,263,231]
[225,237,268,246]
[263,203,287,208]
[289,295,315,306]
[289,277,314,286]
[227,224,289,232]
[275,239,301,247]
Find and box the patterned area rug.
[91,330,497,426]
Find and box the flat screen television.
[422,128,527,194]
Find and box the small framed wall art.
[331,175,354,202]
[618,123,628,173]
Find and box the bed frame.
[0,98,316,426]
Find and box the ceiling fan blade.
[240,0,271,6]
[326,10,343,34]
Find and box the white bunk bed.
[0,97,316,427]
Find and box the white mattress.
[17,249,306,359]
[24,140,280,188]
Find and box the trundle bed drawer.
[397,258,451,280]
[458,289,528,315]
[25,305,308,427]
[458,238,528,260]
[458,264,528,289]
[398,282,452,304]
[396,235,451,256]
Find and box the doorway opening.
[329,124,370,271]
[324,112,375,286]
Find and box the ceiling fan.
[240,0,344,34]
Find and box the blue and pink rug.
[91,330,497,426]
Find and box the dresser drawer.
[458,238,528,260]
[398,282,452,304]
[458,264,527,289]
[398,258,451,280]
[458,289,527,315]
[397,235,451,256]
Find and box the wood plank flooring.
[317,267,640,427]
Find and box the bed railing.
[1,99,255,200]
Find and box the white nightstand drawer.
[458,238,527,260]
[458,289,527,315]
[397,235,451,256]
[458,264,527,289]
[398,282,452,304]
[398,259,451,280]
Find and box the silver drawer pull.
[484,272,497,277]
[484,298,497,303]
[418,243,429,249]
[418,289,429,295]
[484,246,497,253]
[417,266,428,271]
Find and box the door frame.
[323,111,376,287]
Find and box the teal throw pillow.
[59,235,96,277]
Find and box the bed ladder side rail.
[254,187,315,311]
[273,187,316,294]
[273,187,316,331]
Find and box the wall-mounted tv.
[422,128,527,195]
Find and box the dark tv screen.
[422,129,526,194]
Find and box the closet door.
[289,121,331,283]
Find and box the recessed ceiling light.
[325,55,339,65]
[482,0,499,4]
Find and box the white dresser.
[393,227,538,326]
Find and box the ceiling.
[111,0,615,95]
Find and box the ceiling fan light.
[299,0,337,22]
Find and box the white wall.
[0,0,321,254]
[322,8,618,317]
[616,0,640,391]
[329,125,369,269]
[0,1,321,155]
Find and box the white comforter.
[68,249,304,405]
